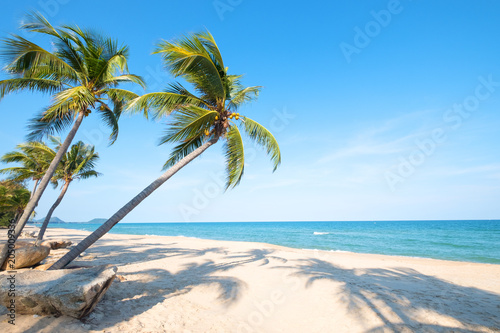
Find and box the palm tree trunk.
[13,211,22,224]
[31,179,40,199]
[0,111,85,270]
[49,138,218,270]
[36,181,71,243]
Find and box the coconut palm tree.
[49,31,281,270]
[0,138,60,197]
[36,141,100,242]
[0,181,31,223]
[0,12,145,268]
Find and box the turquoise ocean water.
[40,220,500,264]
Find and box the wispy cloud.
[317,110,434,164]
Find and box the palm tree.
[36,141,100,242]
[0,181,31,223]
[49,31,281,270]
[0,138,59,197]
[0,12,145,268]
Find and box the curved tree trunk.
[36,181,71,243]
[49,138,218,270]
[31,179,40,199]
[0,111,85,270]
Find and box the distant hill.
[33,216,65,223]
[87,218,107,223]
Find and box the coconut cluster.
[205,112,241,136]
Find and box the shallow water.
[41,220,500,264]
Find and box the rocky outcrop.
[0,243,50,270]
[0,265,117,318]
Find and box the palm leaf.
[43,85,94,119]
[159,106,217,144]
[227,86,262,110]
[26,110,75,142]
[1,34,79,80]
[162,135,204,170]
[154,33,225,100]
[241,117,281,171]
[103,74,146,89]
[97,102,121,144]
[0,78,63,99]
[224,125,245,189]
[127,92,205,118]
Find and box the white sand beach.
[1,227,499,333]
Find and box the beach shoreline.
[1,227,499,332]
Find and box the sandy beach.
[1,226,499,333]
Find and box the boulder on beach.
[0,243,50,270]
[0,265,117,319]
[41,239,73,250]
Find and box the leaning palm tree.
[0,138,59,197]
[36,141,100,242]
[0,12,144,268]
[49,31,281,269]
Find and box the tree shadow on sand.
[64,242,229,266]
[21,247,287,332]
[288,258,500,332]
[227,248,288,266]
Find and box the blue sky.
[1,0,499,222]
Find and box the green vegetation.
[0,180,30,227]
[0,13,281,270]
[51,31,281,269]
[37,141,100,242]
[0,12,144,267]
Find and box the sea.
[38,220,500,264]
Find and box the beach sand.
[1,226,499,333]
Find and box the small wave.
[302,248,350,253]
[313,232,330,235]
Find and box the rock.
[12,241,35,249]
[21,231,37,238]
[114,275,127,282]
[41,240,73,250]
[0,244,50,270]
[0,265,117,319]
[33,263,54,271]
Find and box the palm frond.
[162,135,204,170]
[103,74,146,89]
[159,106,217,145]
[43,85,94,119]
[20,11,62,38]
[224,125,245,189]
[197,30,224,71]
[154,33,225,100]
[97,102,121,144]
[1,34,78,80]
[241,117,281,171]
[227,86,262,110]
[60,141,100,181]
[26,110,75,142]
[77,170,101,179]
[127,92,205,119]
[0,78,63,99]
[94,51,129,83]
[106,88,140,103]
[164,82,211,109]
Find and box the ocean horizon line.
[31,218,500,224]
